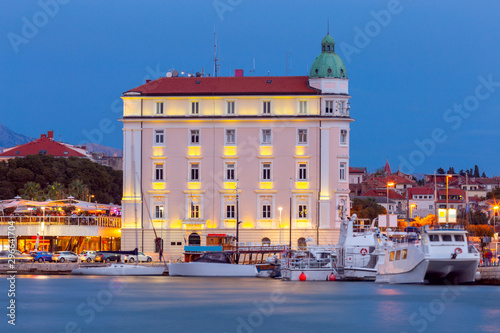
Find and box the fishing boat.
[376,225,480,284]
[168,252,258,277]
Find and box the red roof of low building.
[408,187,434,196]
[125,76,320,96]
[0,132,87,158]
[379,174,416,185]
[360,189,406,200]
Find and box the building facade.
[121,34,352,259]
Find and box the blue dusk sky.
[1,0,499,176]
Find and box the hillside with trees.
[0,155,122,204]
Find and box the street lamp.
[410,204,416,219]
[494,206,499,226]
[89,194,94,203]
[386,182,394,214]
[278,207,283,244]
[41,207,45,251]
[446,175,452,223]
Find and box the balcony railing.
[0,216,121,228]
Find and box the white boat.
[376,225,480,284]
[281,244,338,281]
[72,263,166,276]
[336,214,385,280]
[168,252,258,277]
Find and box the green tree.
[447,167,455,174]
[351,197,387,221]
[69,179,89,200]
[437,168,445,174]
[20,182,42,200]
[481,172,486,178]
[474,165,480,178]
[47,182,65,200]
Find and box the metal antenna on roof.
[327,19,330,35]
[214,27,221,77]
[249,58,256,76]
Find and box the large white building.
[120,34,353,259]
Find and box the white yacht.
[280,245,338,281]
[336,214,385,280]
[168,252,258,277]
[72,263,166,276]
[376,225,480,284]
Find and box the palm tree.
[47,182,65,200]
[69,179,89,201]
[20,182,42,200]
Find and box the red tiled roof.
[360,189,406,200]
[349,167,364,173]
[437,188,465,196]
[408,187,434,196]
[379,175,416,185]
[125,76,320,96]
[0,135,87,158]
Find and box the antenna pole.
[286,50,292,76]
[214,28,217,77]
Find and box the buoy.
[329,273,336,281]
[299,272,306,281]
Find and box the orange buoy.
[299,272,307,281]
[329,273,336,281]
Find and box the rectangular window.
[227,101,235,115]
[340,129,347,145]
[190,129,200,145]
[339,101,345,114]
[226,205,235,219]
[263,101,271,114]
[299,100,307,114]
[339,163,346,181]
[454,235,464,242]
[262,205,271,219]
[155,164,164,181]
[402,249,408,260]
[442,235,452,242]
[262,163,271,180]
[429,235,440,242]
[190,204,200,218]
[298,163,307,181]
[325,100,334,114]
[154,205,164,219]
[190,163,199,181]
[225,129,236,145]
[389,252,395,261]
[429,205,433,210]
[261,129,272,145]
[395,250,401,260]
[155,130,164,145]
[191,101,199,115]
[298,129,308,144]
[156,102,164,115]
[298,205,307,218]
[226,163,235,180]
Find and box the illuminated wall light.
[296,221,310,229]
[224,220,236,229]
[188,146,201,156]
[296,146,306,156]
[241,222,254,229]
[152,182,165,190]
[170,220,182,229]
[295,182,309,190]
[224,182,237,190]
[260,182,273,190]
[224,146,237,156]
[259,146,273,156]
[187,182,201,190]
[153,146,164,157]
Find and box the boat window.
[402,249,407,260]
[395,250,401,260]
[442,235,452,242]
[429,235,440,242]
[389,251,395,261]
[454,235,464,242]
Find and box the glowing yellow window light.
[260,182,273,189]
[224,146,237,156]
[188,146,201,156]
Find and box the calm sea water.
[1,275,500,333]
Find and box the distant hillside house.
[0,131,91,161]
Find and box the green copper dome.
[309,34,347,79]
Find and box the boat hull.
[168,262,258,277]
[376,259,429,284]
[72,264,165,276]
[281,268,337,281]
[425,258,479,284]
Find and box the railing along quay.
[0,216,121,228]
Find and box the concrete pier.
[476,267,500,285]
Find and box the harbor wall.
[477,267,500,285]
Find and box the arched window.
[298,237,306,249]
[188,233,201,246]
[262,237,271,246]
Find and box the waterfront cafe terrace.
[0,198,122,253]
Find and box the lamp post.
[446,175,452,223]
[89,194,94,203]
[409,203,416,226]
[41,207,45,251]
[278,207,283,244]
[494,206,499,231]
[386,182,394,214]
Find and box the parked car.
[53,251,79,263]
[0,250,33,263]
[125,252,153,263]
[31,251,54,263]
[79,250,97,263]
[96,252,121,263]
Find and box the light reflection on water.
[0,276,499,333]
